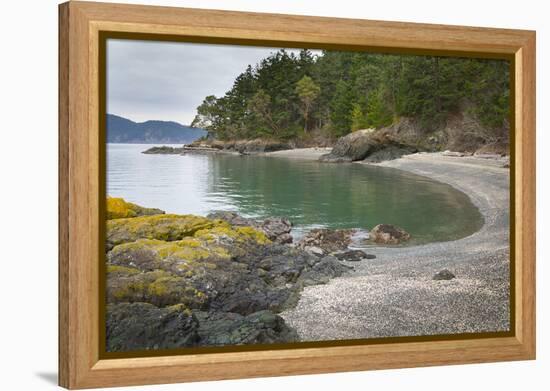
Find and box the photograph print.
[104,38,511,353]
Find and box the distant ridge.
[107,114,207,144]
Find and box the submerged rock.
[432,269,456,280]
[370,224,411,244]
[334,250,376,262]
[106,197,165,220]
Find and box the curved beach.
[279,152,510,340]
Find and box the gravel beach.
[280,152,511,341]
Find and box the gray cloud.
[107,39,319,125]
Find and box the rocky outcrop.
[319,129,417,163]
[105,198,350,351]
[207,211,293,244]
[297,228,354,255]
[142,146,185,154]
[188,138,291,154]
[106,197,165,220]
[106,303,297,352]
[369,224,411,244]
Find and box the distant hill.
[107,114,207,144]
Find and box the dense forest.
[191,49,510,147]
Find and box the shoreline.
[279,152,511,340]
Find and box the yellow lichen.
[107,197,138,219]
[106,265,141,275]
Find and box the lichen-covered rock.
[105,201,351,350]
[370,224,411,244]
[106,197,164,220]
[297,228,354,254]
[106,302,200,352]
[207,211,293,244]
[106,267,208,308]
[106,214,229,250]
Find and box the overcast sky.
[107,39,320,125]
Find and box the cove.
[107,144,484,245]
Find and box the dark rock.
[297,228,354,253]
[195,310,298,346]
[334,250,376,262]
[106,302,200,352]
[300,255,352,286]
[106,303,298,351]
[363,145,417,163]
[370,224,411,244]
[433,269,456,280]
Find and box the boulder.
[319,129,417,163]
[370,224,411,244]
[319,129,376,162]
[334,250,376,262]
[433,269,456,280]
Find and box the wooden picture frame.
[59,1,536,388]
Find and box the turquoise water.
[107,144,484,244]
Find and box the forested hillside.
[191,49,509,151]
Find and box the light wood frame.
[59,1,536,388]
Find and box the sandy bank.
[281,152,511,340]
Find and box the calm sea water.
[107,144,483,244]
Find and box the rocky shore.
[105,199,352,352]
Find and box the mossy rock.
[108,237,230,272]
[106,214,223,249]
[106,197,165,220]
[106,214,270,252]
[107,268,208,308]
